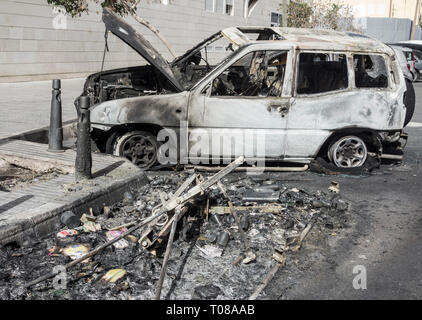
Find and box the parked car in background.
[403,47,417,82]
[390,45,417,81]
[413,49,422,80]
[76,9,414,170]
[395,40,422,52]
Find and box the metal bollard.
[75,96,92,181]
[47,79,64,153]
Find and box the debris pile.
[0,159,352,300]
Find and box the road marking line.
[407,122,422,128]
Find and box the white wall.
[0,0,281,82]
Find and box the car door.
[187,48,294,163]
[284,51,352,160]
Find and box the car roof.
[222,26,395,55]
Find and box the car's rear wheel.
[328,135,368,168]
[112,130,158,169]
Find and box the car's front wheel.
[111,130,158,169]
[327,135,368,168]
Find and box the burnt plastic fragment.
[242,191,280,202]
[240,215,250,231]
[192,284,221,300]
[60,210,80,228]
[217,230,230,247]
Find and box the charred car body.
[76,9,414,169]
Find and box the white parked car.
[76,9,414,170]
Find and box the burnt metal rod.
[25,157,244,288]
[217,181,250,253]
[248,262,281,300]
[151,173,198,216]
[154,207,182,300]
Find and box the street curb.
[0,168,149,246]
[0,119,77,144]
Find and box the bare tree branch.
[131,12,177,58]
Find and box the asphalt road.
[265,82,422,300]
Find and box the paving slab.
[0,140,149,245]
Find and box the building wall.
[0,0,282,82]
[343,0,422,42]
[343,0,422,20]
[356,17,420,43]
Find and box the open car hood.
[102,8,183,92]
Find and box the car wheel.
[112,131,158,169]
[328,135,368,168]
[404,78,415,127]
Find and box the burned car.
[76,8,414,170]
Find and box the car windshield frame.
[188,45,251,92]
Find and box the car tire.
[327,135,368,168]
[404,78,415,127]
[111,130,159,169]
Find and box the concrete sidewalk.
[0,139,148,245]
[0,78,85,139]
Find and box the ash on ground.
[0,159,60,192]
[0,172,352,300]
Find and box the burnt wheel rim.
[121,134,157,168]
[331,136,367,168]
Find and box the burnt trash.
[1,160,356,300]
[135,200,146,211]
[60,210,80,229]
[192,284,222,300]
[240,215,250,231]
[210,214,223,226]
[225,214,235,225]
[150,177,165,186]
[217,230,230,248]
[331,197,349,211]
[205,230,218,244]
[123,191,134,204]
[280,219,294,230]
[325,222,334,229]
[312,200,324,208]
[242,191,280,202]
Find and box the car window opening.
[354,54,388,88]
[297,52,348,95]
[211,50,288,97]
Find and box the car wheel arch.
[315,129,383,161]
[104,123,165,154]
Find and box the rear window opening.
[354,54,388,88]
[297,52,348,94]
